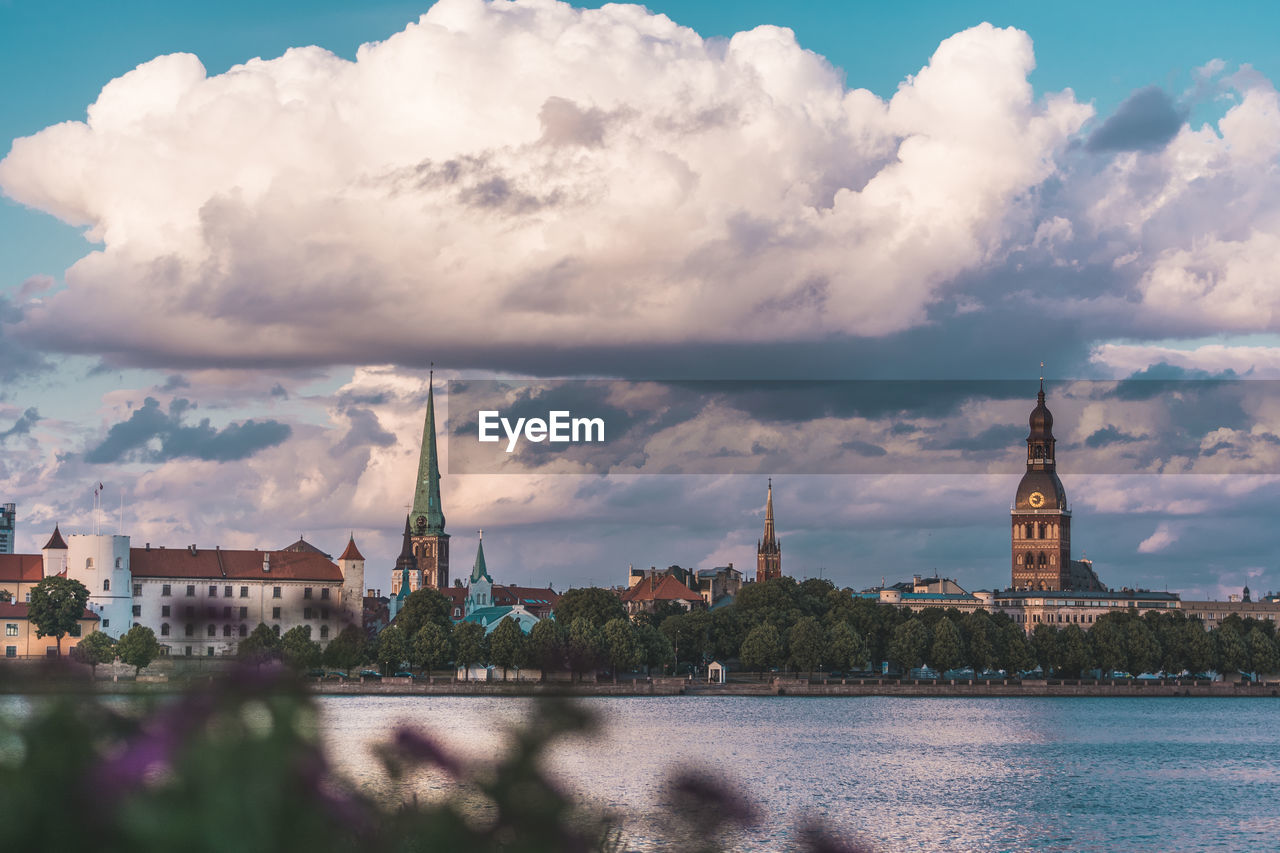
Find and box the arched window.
[161,623,170,637]
[115,557,122,568]
[320,625,329,639]
[103,579,110,591]
[1038,552,1047,566]
[1025,524,1033,538]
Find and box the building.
[391,373,450,595]
[0,503,14,554]
[756,479,782,583]
[619,569,705,615]
[695,565,742,607]
[1010,380,1104,592]
[2,601,99,659]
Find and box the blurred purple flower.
[393,726,464,777]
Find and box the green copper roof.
[471,532,493,584]
[396,565,412,600]
[410,376,446,535]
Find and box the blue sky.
[5,0,1280,598]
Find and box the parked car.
[393,671,413,678]
[359,670,382,679]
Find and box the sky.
[5,0,1280,599]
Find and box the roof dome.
[1015,469,1067,511]
[1029,386,1053,435]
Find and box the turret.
[337,534,365,620]
[41,524,68,577]
[465,530,494,617]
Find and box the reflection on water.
[317,696,1280,852]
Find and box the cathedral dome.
[1029,388,1053,435]
[1015,469,1067,511]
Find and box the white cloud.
[0,1,1088,366]
[1137,521,1179,553]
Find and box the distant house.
[0,601,99,659]
[619,571,706,616]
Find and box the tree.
[1125,620,1160,676]
[0,589,11,603]
[566,617,603,680]
[660,609,710,667]
[1030,624,1059,674]
[739,623,783,674]
[281,625,321,671]
[928,617,964,674]
[72,630,116,676]
[601,617,637,682]
[116,625,160,676]
[1246,627,1279,677]
[239,623,282,665]
[453,621,488,680]
[488,618,525,680]
[394,588,454,640]
[1057,625,1090,678]
[826,621,863,673]
[1090,618,1128,675]
[553,587,627,629]
[634,622,673,675]
[377,624,408,675]
[1215,626,1248,674]
[27,576,90,655]
[963,612,995,672]
[787,616,824,676]
[528,618,565,680]
[889,618,929,672]
[1186,623,1215,675]
[411,622,453,679]
[322,624,365,674]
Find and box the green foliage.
[825,621,864,672]
[889,618,929,671]
[116,625,161,676]
[394,587,454,640]
[602,617,638,680]
[634,622,674,673]
[1030,623,1059,674]
[238,622,282,665]
[553,587,627,629]
[962,612,995,672]
[281,625,321,671]
[1246,627,1279,675]
[27,576,91,653]
[1090,617,1128,674]
[453,621,488,675]
[787,616,824,674]
[488,617,525,678]
[71,629,116,673]
[528,618,566,678]
[1216,626,1248,674]
[322,624,365,673]
[739,623,782,672]
[566,617,604,678]
[660,609,710,666]
[0,589,11,602]
[377,624,409,674]
[412,621,454,674]
[1056,625,1090,677]
[928,617,964,673]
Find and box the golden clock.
[1028,491,1045,508]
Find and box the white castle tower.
[65,534,132,638]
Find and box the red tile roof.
[493,584,560,608]
[0,554,43,584]
[0,601,98,620]
[130,547,343,582]
[338,537,365,561]
[619,573,704,604]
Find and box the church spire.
[756,479,782,583]
[410,372,446,535]
[762,478,777,548]
[471,529,492,584]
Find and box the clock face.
[1028,491,1045,508]
[416,515,427,530]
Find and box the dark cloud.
[1084,426,1145,448]
[160,374,189,392]
[0,407,40,442]
[1087,86,1186,153]
[0,296,47,383]
[269,383,289,399]
[331,407,396,457]
[925,424,1026,452]
[84,397,291,464]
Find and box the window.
[224,585,232,598]
[162,605,171,617]
[185,646,192,656]
[320,588,330,601]
[272,607,281,619]
[207,625,216,637]
[5,646,14,658]
[272,586,282,599]
[240,586,249,598]
[132,605,141,617]
[304,587,313,599]
[162,584,171,597]
[207,647,214,657]
[103,579,110,592]
[453,608,461,618]
[115,557,122,568]
[304,607,313,620]
[239,624,247,637]
[161,623,170,636]
[133,583,142,597]
[86,558,94,569]
[209,585,218,597]
[186,585,195,597]
[223,625,232,637]
[239,607,248,619]
[185,624,194,637]
[319,625,329,639]
[4,624,15,637]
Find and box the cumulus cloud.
[0,1,1089,367]
[1137,521,1179,553]
[1086,86,1185,152]
[84,396,291,463]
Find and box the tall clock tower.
[397,373,449,594]
[1011,379,1072,591]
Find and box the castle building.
[1010,380,1104,592]
[756,479,782,583]
[391,374,450,595]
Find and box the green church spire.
[471,529,492,584]
[410,373,446,535]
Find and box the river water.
[317,695,1280,851]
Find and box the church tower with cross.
[391,372,450,595]
[756,479,782,583]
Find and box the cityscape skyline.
[5,1,1280,599]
